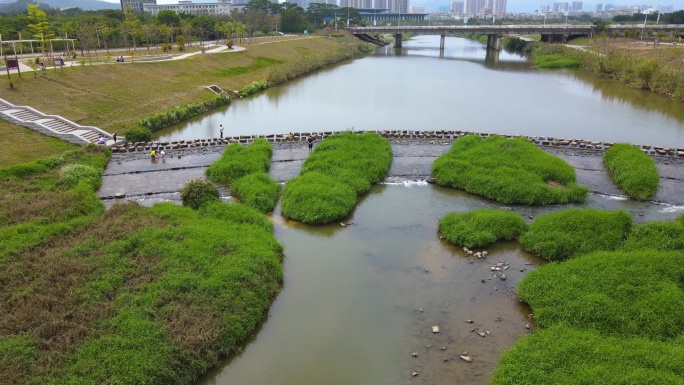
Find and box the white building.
[142,0,238,16]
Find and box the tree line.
[0,0,369,57]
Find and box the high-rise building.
[121,0,155,12]
[464,0,485,15]
[552,1,569,12]
[451,1,464,14]
[595,3,602,12]
[375,0,388,9]
[604,3,613,11]
[488,0,506,15]
[571,1,582,11]
[411,5,424,12]
[340,0,372,8]
[388,0,408,14]
[539,4,550,12]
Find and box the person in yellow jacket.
[150,150,157,159]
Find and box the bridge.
[349,24,684,50]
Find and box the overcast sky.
[102,0,683,13]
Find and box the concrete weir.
[99,130,684,209]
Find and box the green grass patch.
[220,56,282,77]
[518,250,684,339]
[280,132,392,224]
[205,139,279,212]
[0,144,109,264]
[519,209,632,261]
[206,139,272,185]
[437,209,527,248]
[139,92,231,132]
[493,326,684,385]
[231,172,281,213]
[431,135,588,205]
[603,143,659,200]
[0,121,76,166]
[621,218,684,251]
[535,53,582,68]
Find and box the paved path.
[98,140,684,209]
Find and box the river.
[178,35,684,385]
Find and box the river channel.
[171,36,684,385]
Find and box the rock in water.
[432,326,440,333]
[460,355,473,362]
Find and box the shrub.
[238,80,270,97]
[518,250,684,339]
[519,208,632,261]
[280,132,392,224]
[123,127,151,143]
[206,139,272,185]
[59,163,102,191]
[437,209,527,248]
[432,135,589,205]
[535,54,582,68]
[603,143,659,200]
[180,179,220,209]
[493,326,684,385]
[231,172,281,213]
[139,93,231,131]
[621,219,684,251]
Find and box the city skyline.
[104,0,682,13]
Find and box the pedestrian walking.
[307,135,314,153]
[220,124,224,138]
[113,133,117,143]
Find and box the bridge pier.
[393,33,402,48]
[440,34,445,51]
[486,34,502,51]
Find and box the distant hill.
[0,0,119,13]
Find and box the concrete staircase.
[0,97,123,147]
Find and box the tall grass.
[51,202,284,385]
[139,92,231,132]
[280,132,392,224]
[431,135,589,205]
[603,143,659,200]
[437,209,527,248]
[621,218,684,251]
[519,208,632,261]
[493,325,684,385]
[518,250,684,340]
[0,144,109,265]
[266,42,374,85]
[205,139,279,213]
[535,54,581,68]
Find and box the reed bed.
[205,139,279,213]
[431,135,588,205]
[603,143,660,200]
[437,209,527,248]
[519,208,632,261]
[280,132,392,224]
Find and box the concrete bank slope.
[98,138,684,208]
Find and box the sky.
[101,0,683,13]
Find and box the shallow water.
[194,182,682,385]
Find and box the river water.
[183,36,684,385]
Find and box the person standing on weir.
[220,124,224,138]
[307,135,314,153]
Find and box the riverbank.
[0,34,367,135]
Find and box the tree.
[623,29,631,44]
[176,35,186,51]
[156,10,180,27]
[27,3,54,58]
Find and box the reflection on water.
[154,35,684,147]
[195,183,682,385]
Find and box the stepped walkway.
[0,97,123,146]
